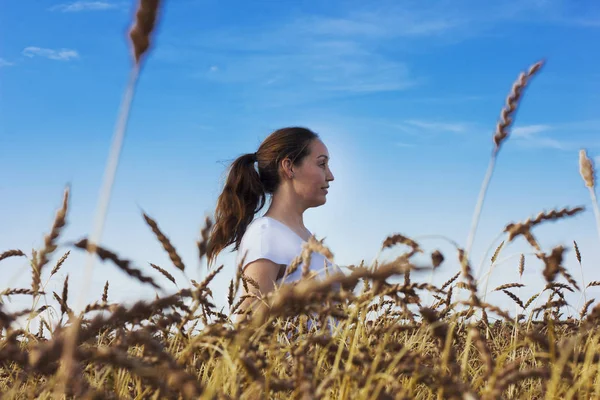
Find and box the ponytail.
[206,152,265,268]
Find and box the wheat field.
[2,1,600,399]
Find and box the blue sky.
[1,0,600,323]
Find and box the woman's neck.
[264,192,308,235]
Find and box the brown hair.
[206,127,319,267]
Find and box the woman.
[206,127,336,323]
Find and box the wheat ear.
[579,149,600,245]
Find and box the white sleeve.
[236,224,288,271]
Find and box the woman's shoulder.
[242,216,296,247]
[236,216,299,267]
[243,216,277,236]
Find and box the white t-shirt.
[235,216,336,284]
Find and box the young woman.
[206,127,336,322]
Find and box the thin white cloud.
[509,121,600,151]
[512,124,552,138]
[292,12,461,39]
[405,119,468,133]
[49,1,119,12]
[408,95,486,104]
[22,47,80,61]
[0,58,15,67]
[514,136,569,150]
[176,38,417,107]
[511,123,559,149]
[274,0,599,47]
[195,40,415,92]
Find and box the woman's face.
[293,139,335,208]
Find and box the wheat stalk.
[493,283,525,291]
[579,149,600,304]
[50,251,70,277]
[58,1,163,392]
[33,187,69,295]
[462,60,544,312]
[481,240,508,306]
[143,212,186,272]
[149,263,177,286]
[73,239,162,290]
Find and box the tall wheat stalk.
[578,149,599,306]
[55,1,163,395]
[460,61,544,310]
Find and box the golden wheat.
[143,212,186,272]
[32,186,69,294]
[4,2,600,399]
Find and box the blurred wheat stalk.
[57,0,164,394]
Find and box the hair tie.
[251,152,257,162]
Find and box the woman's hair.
[206,127,319,267]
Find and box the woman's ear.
[280,157,294,180]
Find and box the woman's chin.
[308,197,327,208]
